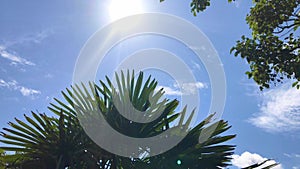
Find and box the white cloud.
[0,79,17,88]
[0,79,40,97]
[19,87,41,96]
[249,84,300,132]
[158,82,208,96]
[0,46,35,66]
[159,86,182,96]
[176,82,208,94]
[232,151,283,169]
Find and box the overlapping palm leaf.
[0,109,110,168]
[0,70,277,169]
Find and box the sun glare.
[109,0,144,21]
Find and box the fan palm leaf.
[0,70,277,169]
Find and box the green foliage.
[133,115,236,169]
[230,0,300,90]
[0,111,112,168]
[55,70,236,168]
[189,0,236,16]
[0,149,5,169]
[246,0,300,36]
[160,0,234,16]
[190,0,211,16]
[0,71,236,169]
[161,0,300,89]
[0,70,278,168]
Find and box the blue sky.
[0,0,300,168]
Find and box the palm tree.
[0,70,278,169]
[0,110,115,168]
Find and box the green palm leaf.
[0,70,277,169]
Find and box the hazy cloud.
[232,152,283,169]
[5,29,53,46]
[24,30,52,44]
[191,60,201,70]
[249,84,300,132]
[44,73,54,79]
[283,153,300,158]
[0,79,40,97]
[283,153,300,168]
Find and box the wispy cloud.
[249,84,300,133]
[0,29,53,66]
[284,153,300,158]
[23,30,52,44]
[0,45,35,66]
[232,151,283,169]
[0,79,40,97]
[158,82,208,96]
[283,153,300,168]
[191,60,201,71]
[0,79,17,88]
[44,73,54,79]
[232,0,242,8]
[4,29,53,46]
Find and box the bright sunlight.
[109,0,144,21]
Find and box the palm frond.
[0,70,240,169]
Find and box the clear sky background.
[0,0,300,168]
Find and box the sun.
[108,0,144,21]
